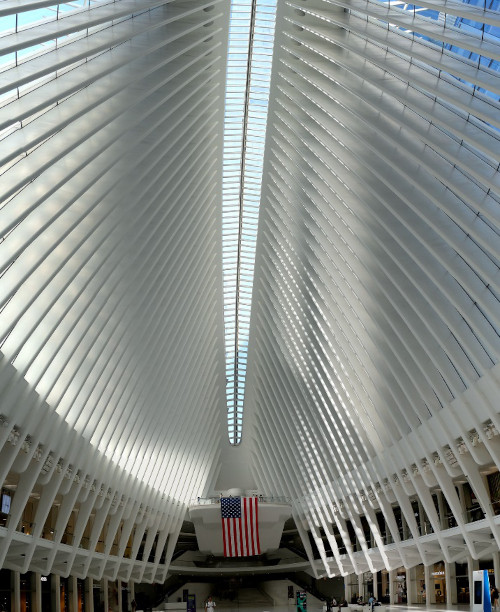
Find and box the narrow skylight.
[222,0,277,444]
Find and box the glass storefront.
[20,572,32,612]
[414,564,426,604]
[432,561,446,603]
[456,563,469,604]
[378,570,390,604]
[394,568,407,604]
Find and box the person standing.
[205,596,216,612]
[492,587,499,610]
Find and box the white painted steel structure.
[0,0,499,586]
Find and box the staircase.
[237,587,274,607]
[214,587,275,608]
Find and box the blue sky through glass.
[377,0,500,105]
[222,0,277,445]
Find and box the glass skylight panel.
[223,0,277,445]
[372,0,500,103]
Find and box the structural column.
[11,570,20,612]
[424,565,432,606]
[389,570,396,605]
[117,580,123,611]
[493,551,500,587]
[407,566,417,605]
[101,578,109,612]
[85,577,94,612]
[69,575,78,612]
[129,580,135,606]
[32,572,42,612]
[51,574,61,612]
[445,561,457,605]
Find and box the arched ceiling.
[0,0,499,582]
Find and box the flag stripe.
[243,497,249,555]
[222,513,227,556]
[254,504,260,555]
[248,497,254,555]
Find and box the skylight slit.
[222,0,277,445]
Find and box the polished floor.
[153,605,477,612]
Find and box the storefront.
[20,572,32,612]
[363,572,374,599]
[432,561,446,604]
[377,569,390,603]
[394,568,407,604]
[414,564,426,604]
[456,563,469,604]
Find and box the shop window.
[360,516,372,547]
[332,523,346,554]
[307,531,322,560]
[487,471,500,515]
[411,500,421,535]
[414,564,426,604]
[395,568,407,603]
[20,572,32,612]
[456,562,469,604]
[60,577,69,612]
[319,527,333,555]
[392,506,404,539]
[442,493,458,528]
[432,561,446,603]
[345,520,357,550]
[463,483,485,522]
[376,512,386,544]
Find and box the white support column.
[69,575,78,612]
[424,565,432,606]
[389,570,396,605]
[358,574,363,600]
[85,577,94,612]
[373,572,378,600]
[457,484,468,521]
[493,551,500,588]
[117,580,123,612]
[129,580,135,607]
[33,572,42,612]
[445,560,457,605]
[344,575,353,603]
[51,574,61,612]
[407,566,417,605]
[102,578,108,612]
[11,570,20,612]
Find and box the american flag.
[221,496,260,557]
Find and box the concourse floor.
[170,605,475,612]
